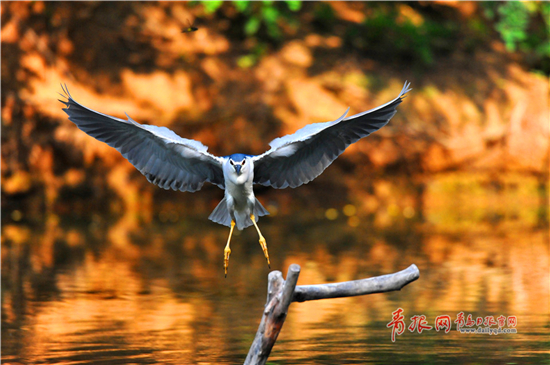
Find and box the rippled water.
[2,173,549,364]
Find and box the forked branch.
[244,264,419,365]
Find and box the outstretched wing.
[59,85,224,192]
[252,81,411,189]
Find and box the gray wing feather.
[252,81,411,188]
[59,85,224,192]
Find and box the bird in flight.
[59,81,411,276]
[182,19,198,33]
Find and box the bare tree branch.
[293,264,419,302]
[244,264,420,365]
[244,265,300,365]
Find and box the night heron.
[59,81,411,275]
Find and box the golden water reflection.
[2,173,549,364]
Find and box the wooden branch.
[244,264,300,365]
[244,264,419,365]
[293,264,419,302]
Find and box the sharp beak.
[234,164,242,175]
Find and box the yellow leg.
[224,220,235,277]
[250,214,270,267]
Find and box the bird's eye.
[242,159,246,165]
[230,160,234,165]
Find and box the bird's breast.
[226,178,252,197]
[225,172,253,206]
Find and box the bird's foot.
[259,235,270,268]
[224,220,235,278]
[250,214,270,268]
[224,246,231,278]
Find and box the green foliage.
[199,1,301,39]
[196,1,548,74]
[286,1,302,12]
[235,1,301,39]
[202,0,223,14]
[496,2,530,51]
[198,1,302,67]
[340,4,458,67]
[482,1,549,74]
[237,43,268,69]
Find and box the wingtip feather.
[398,81,412,99]
[403,80,412,94]
[124,112,137,123]
[58,83,73,104]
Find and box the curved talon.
[251,214,271,267]
[224,246,231,277]
[259,236,270,265]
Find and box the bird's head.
[228,156,248,175]
[224,154,253,181]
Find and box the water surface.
[2,173,549,364]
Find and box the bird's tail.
[208,197,269,229]
[209,197,232,227]
[253,198,270,221]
